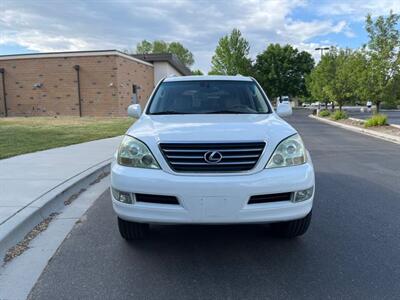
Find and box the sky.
[1,0,399,72]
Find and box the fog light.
[294,186,314,202]
[111,188,134,204]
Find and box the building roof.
[0,50,153,67]
[132,53,192,76]
[164,75,252,82]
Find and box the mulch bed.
[337,118,400,138]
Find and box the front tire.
[270,211,312,238]
[118,217,149,240]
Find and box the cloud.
[0,0,370,71]
[316,0,400,19]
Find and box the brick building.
[0,50,191,117]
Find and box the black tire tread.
[271,211,312,238]
[118,217,149,240]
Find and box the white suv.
[111,76,315,239]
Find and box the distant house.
[0,50,191,117]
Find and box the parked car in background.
[111,76,315,240]
[367,100,372,112]
[277,96,290,104]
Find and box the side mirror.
[276,103,292,117]
[127,104,142,118]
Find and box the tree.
[363,11,400,112]
[152,40,168,53]
[167,42,194,66]
[254,44,314,100]
[308,48,363,111]
[326,49,361,111]
[307,48,337,109]
[135,40,194,67]
[191,69,203,75]
[136,40,152,54]
[209,29,252,75]
[307,12,400,112]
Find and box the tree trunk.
[332,102,335,112]
[376,101,380,114]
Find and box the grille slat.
[170,161,256,166]
[166,154,260,159]
[160,142,265,173]
[163,148,264,153]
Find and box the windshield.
[147,80,271,115]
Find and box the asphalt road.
[30,110,400,299]
[347,110,400,125]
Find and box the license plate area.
[201,196,234,218]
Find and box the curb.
[309,115,400,145]
[0,160,112,261]
[349,116,400,129]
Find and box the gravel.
[3,213,59,264]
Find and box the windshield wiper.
[206,110,249,114]
[150,111,189,115]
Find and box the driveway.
[29,110,400,299]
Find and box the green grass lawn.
[0,116,134,159]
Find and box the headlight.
[117,136,160,169]
[266,134,307,168]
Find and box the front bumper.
[111,162,315,224]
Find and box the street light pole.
[315,47,330,57]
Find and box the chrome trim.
[159,141,266,173]
[170,161,256,166]
[156,140,269,176]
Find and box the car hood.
[126,114,296,145]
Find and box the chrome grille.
[159,142,265,172]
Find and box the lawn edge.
[0,134,125,160]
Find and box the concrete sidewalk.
[0,136,122,259]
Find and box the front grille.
[248,192,292,204]
[159,142,265,172]
[135,193,179,205]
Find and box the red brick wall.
[0,54,154,117]
[116,56,154,115]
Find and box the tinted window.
[147,80,271,115]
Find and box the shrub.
[364,114,388,127]
[318,109,330,117]
[331,110,348,120]
[380,102,398,110]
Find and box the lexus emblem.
[204,151,223,164]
